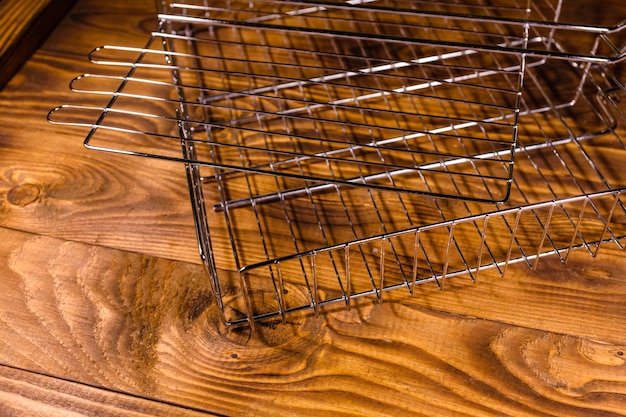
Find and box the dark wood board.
[0,0,77,90]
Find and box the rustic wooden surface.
[0,0,625,416]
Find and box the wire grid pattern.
[193,58,626,326]
[49,0,626,327]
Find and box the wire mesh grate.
[49,0,626,327]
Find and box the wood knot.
[7,183,41,206]
[492,330,626,400]
[195,282,325,351]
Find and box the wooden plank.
[0,365,219,417]
[0,0,624,273]
[0,0,624,415]
[405,247,626,345]
[1,111,623,340]
[0,226,624,416]
[0,0,77,89]
[0,0,201,265]
[0,122,200,264]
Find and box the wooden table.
[0,1,625,415]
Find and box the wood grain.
[0,1,200,265]
[0,0,625,415]
[0,122,199,264]
[0,365,219,417]
[406,248,626,344]
[0,225,625,416]
[0,0,76,89]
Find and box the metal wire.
[49,0,626,326]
